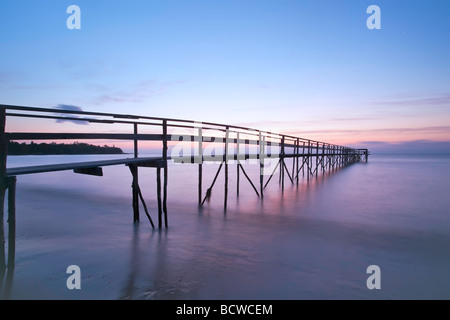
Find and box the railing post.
[198,126,203,206]
[0,107,7,275]
[302,141,305,177]
[296,138,299,185]
[281,135,285,191]
[224,126,229,210]
[236,132,240,196]
[315,142,319,177]
[132,123,139,222]
[162,120,168,228]
[307,140,311,180]
[259,132,264,198]
[133,123,138,158]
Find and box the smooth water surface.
[2,154,450,299]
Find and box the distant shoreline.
[7,141,124,155]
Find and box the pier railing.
[0,103,369,220]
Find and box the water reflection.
[0,223,14,299]
[116,160,356,300]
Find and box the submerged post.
[157,167,162,229]
[7,177,16,269]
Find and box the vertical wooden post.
[130,165,139,223]
[321,143,325,173]
[259,132,264,199]
[343,147,346,166]
[157,167,162,229]
[224,127,229,210]
[306,140,310,180]
[162,120,168,228]
[133,123,138,158]
[302,141,305,177]
[344,147,348,166]
[315,142,319,177]
[132,124,139,222]
[281,135,285,191]
[295,138,299,185]
[0,108,7,275]
[7,176,16,269]
[331,145,336,171]
[328,144,332,171]
[198,126,203,206]
[236,132,240,196]
[291,139,295,181]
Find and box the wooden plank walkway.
[6,156,166,176]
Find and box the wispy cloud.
[359,140,450,155]
[54,104,88,125]
[92,80,186,105]
[328,116,380,122]
[288,125,450,136]
[370,93,450,108]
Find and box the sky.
[1,0,449,153]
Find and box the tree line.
[8,141,124,155]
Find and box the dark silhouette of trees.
[8,141,124,155]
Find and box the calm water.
[2,154,450,299]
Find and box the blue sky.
[1,0,449,152]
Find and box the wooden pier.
[0,105,368,278]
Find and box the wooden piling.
[0,108,6,275]
[302,141,305,177]
[259,132,264,198]
[224,127,229,210]
[236,132,240,196]
[162,120,168,228]
[132,124,139,222]
[281,135,285,191]
[295,139,299,185]
[198,127,203,206]
[7,177,16,269]
[307,140,311,180]
[321,143,325,173]
[316,142,319,177]
[328,144,332,171]
[129,165,140,223]
[157,167,162,229]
